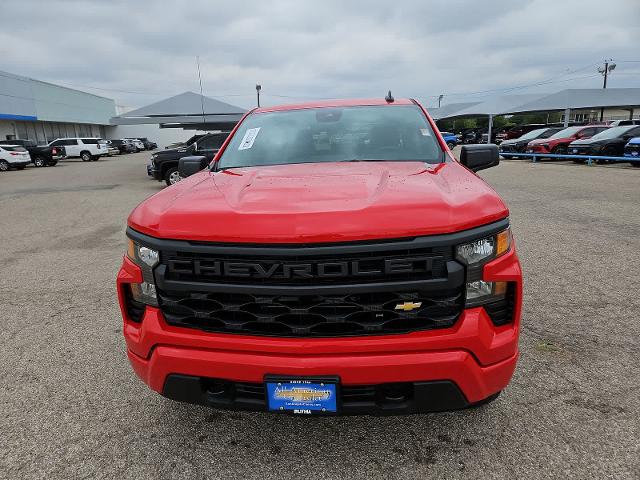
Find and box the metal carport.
[429,88,640,142]
[110,91,246,131]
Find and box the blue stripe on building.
[0,113,38,121]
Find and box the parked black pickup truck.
[0,139,66,167]
[149,132,228,185]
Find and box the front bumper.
[117,248,522,413]
[150,165,162,180]
[527,145,550,154]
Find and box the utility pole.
[256,84,261,107]
[598,59,616,121]
[438,94,444,108]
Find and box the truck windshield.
[217,105,443,169]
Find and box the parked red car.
[117,98,522,415]
[526,125,609,157]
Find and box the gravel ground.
[1,153,639,479]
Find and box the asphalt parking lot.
[1,152,639,479]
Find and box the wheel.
[551,145,567,157]
[33,156,47,167]
[0,160,9,171]
[597,146,617,164]
[80,151,92,162]
[447,142,455,150]
[164,167,181,186]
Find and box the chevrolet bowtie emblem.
[395,301,422,312]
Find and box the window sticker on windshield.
[420,128,431,137]
[238,127,261,150]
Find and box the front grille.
[625,145,640,157]
[130,218,509,338]
[569,146,591,155]
[158,289,463,337]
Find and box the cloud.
[1,0,639,109]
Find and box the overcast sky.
[2,0,639,110]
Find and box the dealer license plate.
[266,378,338,414]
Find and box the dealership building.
[0,70,117,144]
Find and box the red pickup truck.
[117,97,522,415]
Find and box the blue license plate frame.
[265,376,339,415]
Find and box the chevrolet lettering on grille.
[167,256,441,280]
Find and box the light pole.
[256,84,261,107]
[438,94,444,108]
[598,60,616,120]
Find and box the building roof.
[120,91,245,117]
[110,91,247,129]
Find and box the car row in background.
[0,136,157,172]
[107,138,158,155]
[498,124,640,167]
[0,139,66,167]
[148,132,228,185]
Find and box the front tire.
[80,151,92,162]
[551,145,567,158]
[0,160,9,171]
[447,142,455,150]
[164,167,181,186]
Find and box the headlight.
[126,238,159,306]
[456,228,512,306]
[456,228,511,266]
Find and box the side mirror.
[459,144,500,172]
[178,155,209,178]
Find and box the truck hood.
[128,161,508,243]
[499,138,525,147]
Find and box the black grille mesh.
[158,289,463,337]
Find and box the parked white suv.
[48,138,108,162]
[0,144,32,171]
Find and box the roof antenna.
[196,56,207,132]
[385,90,394,103]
